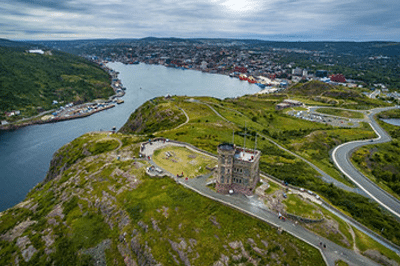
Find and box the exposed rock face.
[44,150,68,182]
[42,229,55,255]
[228,240,242,250]
[0,131,331,265]
[47,204,65,220]
[15,236,37,262]
[209,216,221,228]
[83,239,112,266]
[151,218,161,232]
[21,245,37,262]
[363,250,399,266]
[1,219,37,242]
[168,239,191,266]
[130,236,159,266]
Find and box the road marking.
[332,122,400,218]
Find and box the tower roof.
[218,143,235,151]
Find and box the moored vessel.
[239,74,248,81]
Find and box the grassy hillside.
[120,93,400,247]
[1,86,399,264]
[0,132,324,265]
[119,98,186,134]
[286,80,392,109]
[0,46,114,120]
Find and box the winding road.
[331,106,400,218]
[197,100,400,218]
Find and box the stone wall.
[284,213,324,224]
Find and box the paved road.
[141,140,381,266]
[331,106,400,219]
[257,131,366,195]
[193,101,400,219]
[183,176,379,266]
[201,100,369,196]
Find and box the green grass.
[305,206,353,249]
[152,145,216,177]
[283,194,323,220]
[119,177,325,265]
[121,96,400,247]
[353,227,400,265]
[119,99,187,134]
[315,108,365,119]
[335,260,349,266]
[263,181,281,194]
[291,96,335,106]
[70,212,111,249]
[87,138,120,155]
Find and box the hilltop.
[0,132,324,265]
[0,43,114,121]
[1,81,400,265]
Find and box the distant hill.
[33,37,400,57]
[287,81,335,96]
[0,45,114,120]
[0,38,37,48]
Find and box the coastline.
[0,62,124,131]
[1,59,272,131]
[0,104,116,131]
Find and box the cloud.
[1,0,399,41]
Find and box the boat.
[256,83,266,89]
[116,99,124,104]
[239,74,248,81]
[247,76,257,84]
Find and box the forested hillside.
[0,45,114,120]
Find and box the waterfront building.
[216,143,261,195]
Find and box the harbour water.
[0,62,260,211]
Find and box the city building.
[292,67,303,76]
[316,70,328,78]
[216,143,261,195]
[276,99,304,110]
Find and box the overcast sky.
[1,0,399,41]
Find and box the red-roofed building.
[330,74,346,83]
[233,66,247,73]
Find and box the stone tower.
[216,143,261,195]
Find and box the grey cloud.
[1,0,399,40]
[9,0,87,12]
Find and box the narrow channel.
[0,62,261,211]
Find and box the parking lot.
[287,110,359,127]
